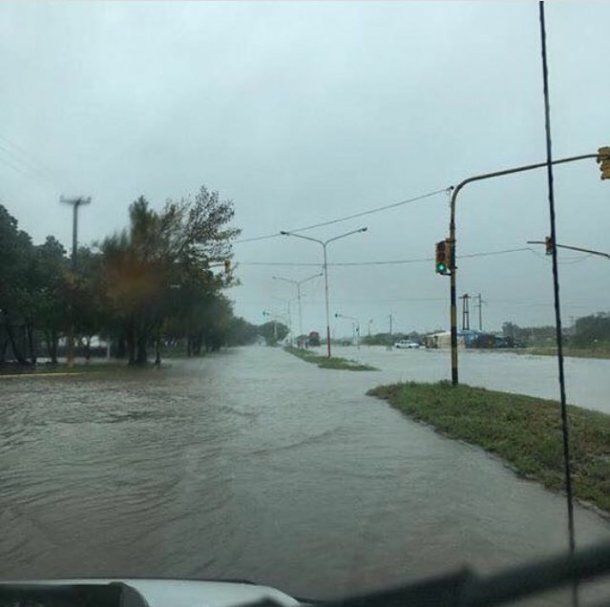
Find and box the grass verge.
[285,346,378,371]
[368,381,610,514]
[0,361,163,378]
[518,347,610,360]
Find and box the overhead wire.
[0,134,60,185]
[233,186,451,244]
[237,246,535,267]
[0,152,31,177]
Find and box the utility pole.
[60,196,91,367]
[460,293,470,331]
[475,293,485,331]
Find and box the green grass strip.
[0,362,164,377]
[519,347,610,360]
[368,381,610,514]
[285,346,378,371]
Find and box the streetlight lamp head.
[360,227,368,233]
[280,231,289,235]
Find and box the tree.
[99,187,240,365]
[31,236,70,363]
[0,205,35,364]
[259,321,289,345]
[573,312,610,348]
[227,317,259,346]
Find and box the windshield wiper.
[247,541,610,607]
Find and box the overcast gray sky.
[1,1,608,336]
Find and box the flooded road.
[328,345,610,414]
[1,346,609,602]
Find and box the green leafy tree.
[31,236,70,363]
[100,187,240,365]
[573,313,610,348]
[227,317,259,346]
[259,321,289,345]
[0,205,35,364]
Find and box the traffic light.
[436,239,453,275]
[597,147,610,180]
[545,236,554,255]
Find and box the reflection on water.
[1,347,609,603]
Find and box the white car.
[394,340,420,349]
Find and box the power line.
[0,135,60,185]
[233,186,450,244]
[333,247,531,266]
[237,246,534,267]
[0,153,31,176]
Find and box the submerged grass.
[368,381,610,514]
[285,346,378,371]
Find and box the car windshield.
[1,2,610,606]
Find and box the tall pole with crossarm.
[60,195,91,366]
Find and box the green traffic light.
[436,262,447,274]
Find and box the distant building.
[423,331,465,349]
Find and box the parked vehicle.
[394,340,420,349]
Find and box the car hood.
[0,579,300,607]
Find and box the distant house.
[423,331,465,349]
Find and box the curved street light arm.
[324,226,368,246]
[300,272,324,285]
[280,231,323,246]
[272,275,297,286]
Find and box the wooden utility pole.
[60,196,91,366]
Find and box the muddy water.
[1,347,609,603]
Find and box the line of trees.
[503,314,610,350]
[572,313,610,349]
[0,186,261,366]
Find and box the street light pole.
[322,244,331,356]
[448,152,598,385]
[280,227,367,358]
[335,313,360,348]
[273,272,323,343]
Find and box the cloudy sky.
[1,1,608,336]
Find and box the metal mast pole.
[323,244,331,357]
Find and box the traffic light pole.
[448,152,597,386]
[528,240,610,260]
